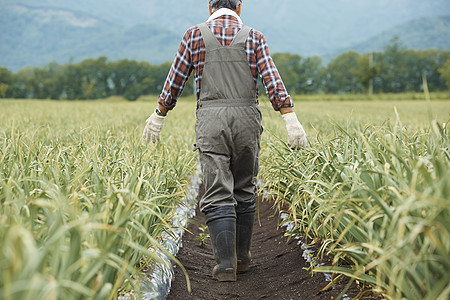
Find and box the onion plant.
[262,113,449,299]
[0,99,197,299]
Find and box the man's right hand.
[143,112,166,143]
[281,112,307,149]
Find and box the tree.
[296,56,323,94]
[76,57,110,99]
[352,53,378,94]
[374,37,409,93]
[439,59,450,90]
[0,83,8,98]
[271,53,302,93]
[374,43,450,93]
[325,51,363,93]
[271,53,322,94]
[0,66,13,98]
[82,78,96,99]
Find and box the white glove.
[282,113,307,149]
[143,112,166,143]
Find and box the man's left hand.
[282,112,307,149]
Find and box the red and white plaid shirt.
[158,12,293,111]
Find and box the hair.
[209,0,242,11]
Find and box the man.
[143,0,307,282]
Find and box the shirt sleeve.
[255,33,293,111]
[158,29,194,110]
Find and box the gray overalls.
[195,23,263,224]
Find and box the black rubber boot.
[236,212,254,272]
[208,217,237,282]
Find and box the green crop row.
[0,100,197,299]
[261,107,449,299]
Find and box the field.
[259,96,450,299]
[1,94,449,299]
[0,99,198,299]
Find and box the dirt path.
[166,190,360,300]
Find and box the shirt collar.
[207,8,243,24]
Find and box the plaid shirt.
[158,14,293,111]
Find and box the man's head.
[209,0,242,15]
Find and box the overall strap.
[198,23,222,49]
[230,25,251,46]
[198,23,251,49]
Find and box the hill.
[0,4,180,71]
[347,15,450,54]
[0,0,449,71]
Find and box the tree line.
[0,39,449,100]
[272,39,450,95]
[0,57,191,100]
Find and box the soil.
[166,185,377,300]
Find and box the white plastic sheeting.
[119,169,201,300]
[279,213,350,300]
[120,174,350,299]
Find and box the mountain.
[343,15,450,54]
[1,0,449,71]
[0,4,180,71]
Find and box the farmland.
[1,94,449,299]
[259,95,450,299]
[0,98,197,299]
